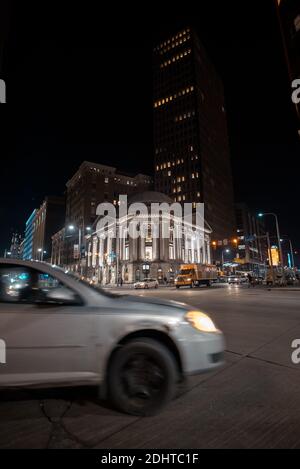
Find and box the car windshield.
[179,269,193,275]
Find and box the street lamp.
[280,237,295,268]
[258,212,284,268]
[222,249,230,267]
[66,224,92,274]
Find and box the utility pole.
[266,232,275,286]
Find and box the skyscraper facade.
[23,209,37,260]
[32,196,65,261]
[153,27,235,242]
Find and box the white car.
[0,259,224,416]
[227,276,247,285]
[134,278,159,289]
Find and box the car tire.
[107,338,178,416]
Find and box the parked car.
[0,259,225,416]
[134,278,159,289]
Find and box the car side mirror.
[43,287,81,305]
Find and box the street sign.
[73,244,80,259]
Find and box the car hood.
[118,294,190,312]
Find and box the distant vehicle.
[0,259,224,416]
[227,275,247,285]
[253,276,264,285]
[175,264,218,288]
[134,278,159,289]
[266,267,286,286]
[284,272,298,286]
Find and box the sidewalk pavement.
[102,284,174,290]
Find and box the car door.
[0,264,98,387]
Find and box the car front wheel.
[107,338,178,416]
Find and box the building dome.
[128,191,173,205]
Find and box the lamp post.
[280,237,295,269]
[67,224,91,274]
[37,248,42,261]
[258,213,284,268]
[222,249,230,269]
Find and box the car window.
[0,265,79,305]
[0,266,30,302]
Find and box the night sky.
[1,1,299,260]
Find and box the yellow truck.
[175,264,218,288]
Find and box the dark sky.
[1,1,299,260]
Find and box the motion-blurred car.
[134,278,159,289]
[0,259,224,416]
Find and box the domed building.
[86,191,212,285]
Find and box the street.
[1,284,300,449]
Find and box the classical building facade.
[85,191,212,285]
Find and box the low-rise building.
[235,203,267,274]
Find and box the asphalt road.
[1,284,300,449]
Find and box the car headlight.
[185,311,218,333]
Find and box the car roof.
[0,258,57,270]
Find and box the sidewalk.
[102,284,174,290]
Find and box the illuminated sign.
[269,246,279,267]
